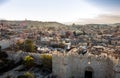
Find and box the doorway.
[85,70,92,78]
[84,66,93,78]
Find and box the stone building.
[52,47,120,78]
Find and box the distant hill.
[0,20,67,28]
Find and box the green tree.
[24,39,35,52]
[17,39,35,52]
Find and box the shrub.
[17,72,35,78]
[23,56,34,68]
[40,54,52,72]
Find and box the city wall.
[52,52,120,78]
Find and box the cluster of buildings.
[0,21,120,78]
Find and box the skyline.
[0,0,120,24]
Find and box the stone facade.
[52,52,120,78]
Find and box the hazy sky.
[0,0,120,24]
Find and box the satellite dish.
[82,49,87,55]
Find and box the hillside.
[0,20,67,28]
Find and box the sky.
[0,0,120,24]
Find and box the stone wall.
[52,52,120,78]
